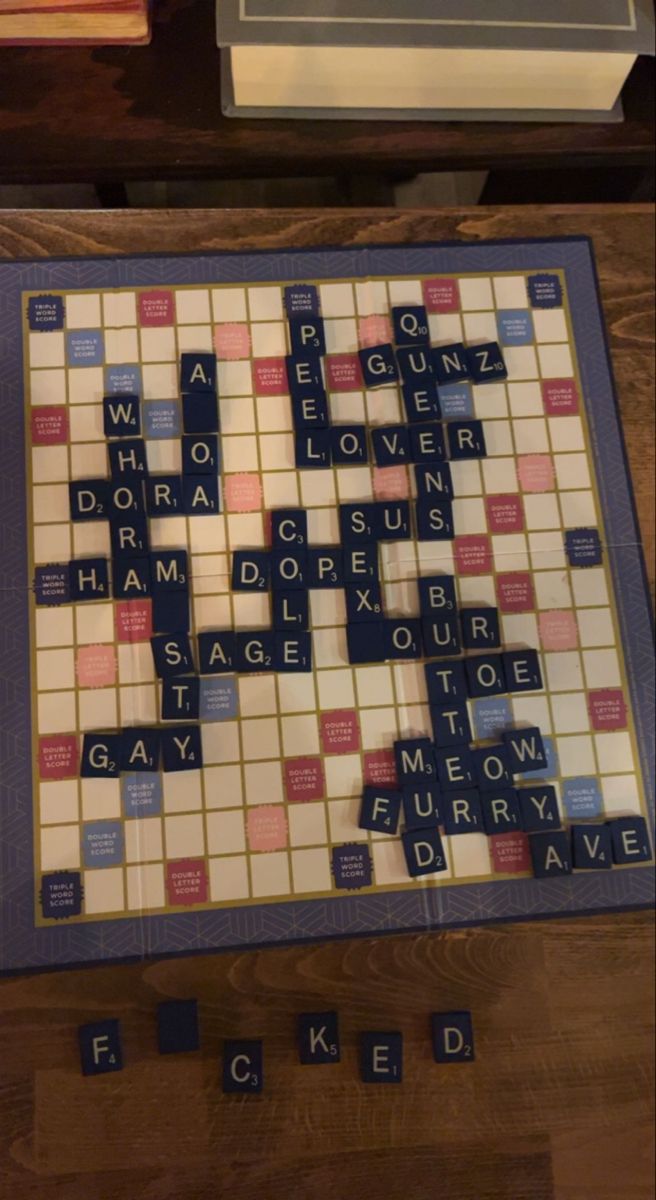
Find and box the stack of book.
[217,0,655,122]
[0,0,151,43]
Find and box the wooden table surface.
[0,205,654,1200]
[0,0,654,185]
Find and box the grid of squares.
[27,270,647,920]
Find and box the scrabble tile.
[358,344,399,389]
[360,1032,403,1084]
[271,508,308,548]
[161,725,203,772]
[430,703,472,748]
[419,575,457,617]
[347,622,385,664]
[120,727,160,773]
[432,343,469,386]
[182,393,219,434]
[402,784,443,830]
[197,630,235,674]
[331,425,368,465]
[503,727,547,774]
[162,674,200,721]
[271,549,307,591]
[79,1019,123,1076]
[234,631,275,674]
[359,786,402,834]
[402,826,447,878]
[472,745,512,792]
[291,390,329,430]
[345,581,384,624]
[382,618,423,661]
[81,733,121,778]
[422,615,461,658]
[151,632,195,679]
[410,423,446,464]
[150,550,188,594]
[274,633,312,673]
[371,424,411,466]
[401,379,441,424]
[273,589,309,631]
[307,547,343,588]
[180,351,217,393]
[503,650,543,693]
[517,785,561,833]
[103,394,140,438]
[286,354,323,398]
[530,830,572,878]
[609,816,652,865]
[70,557,110,602]
[416,498,454,541]
[110,512,150,558]
[396,345,433,382]
[222,1040,263,1094]
[393,305,430,346]
[231,550,270,593]
[298,1012,340,1065]
[461,607,500,650]
[69,479,109,522]
[110,481,144,516]
[182,434,219,476]
[145,475,184,518]
[444,790,483,836]
[447,421,487,460]
[152,590,189,635]
[467,341,508,384]
[183,475,220,516]
[431,1012,475,1063]
[295,429,331,469]
[339,503,377,544]
[481,789,522,835]
[289,315,326,357]
[376,501,411,542]
[425,660,468,705]
[465,655,506,699]
[572,823,613,870]
[415,463,453,501]
[435,747,475,792]
[108,437,148,481]
[157,999,200,1054]
[394,737,436,784]
[343,544,379,584]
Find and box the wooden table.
[0,0,653,199]
[0,206,654,1200]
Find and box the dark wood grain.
[0,205,653,1200]
[0,0,653,185]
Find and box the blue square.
[104,364,142,396]
[331,425,368,465]
[432,343,469,386]
[81,733,121,779]
[444,791,483,836]
[197,630,234,675]
[82,821,124,869]
[359,787,402,834]
[308,548,343,589]
[145,474,184,518]
[472,745,512,792]
[431,703,471,748]
[332,845,373,890]
[289,315,326,357]
[291,391,329,430]
[562,777,602,821]
[180,352,216,393]
[394,738,436,784]
[425,660,467,705]
[271,509,308,548]
[497,310,534,347]
[343,545,378,584]
[410,423,446,464]
[183,475,220,516]
[435,747,475,792]
[120,727,160,773]
[383,618,422,660]
[461,607,500,650]
[503,727,547,774]
[182,394,218,435]
[345,581,384,624]
[284,284,319,317]
[274,633,312,673]
[415,463,453,501]
[438,382,474,420]
[161,725,203,772]
[402,827,447,878]
[358,344,399,389]
[234,631,275,674]
[340,503,377,544]
[69,479,109,523]
[360,1032,402,1084]
[199,677,238,722]
[401,379,441,424]
[466,342,508,384]
[182,434,219,476]
[402,784,442,830]
[298,1012,340,1065]
[472,697,513,742]
[70,557,110,602]
[103,394,140,438]
[465,654,506,698]
[222,1040,263,1094]
[34,564,70,607]
[432,1012,474,1063]
[517,785,560,833]
[371,424,411,467]
[40,870,82,919]
[108,438,148,482]
[112,556,150,601]
[79,1020,122,1076]
[392,305,429,346]
[347,622,385,664]
[396,345,433,382]
[422,615,460,658]
[271,549,307,591]
[150,550,188,594]
[162,675,200,721]
[295,429,331,469]
[419,574,457,617]
[157,999,200,1055]
[122,773,162,818]
[447,421,487,460]
[572,823,613,870]
[416,498,454,542]
[67,329,104,366]
[151,632,195,679]
[144,400,181,440]
[286,354,323,398]
[232,550,270,593]
[481,790,522,835]
[530,830,572,878]
[528,274,562,309]
[151,590,189,635]
[28,294,64,331]
[565,528,603,569]
[502,650,543,694]
[609,817,652,865]
[376,501,411,542]
[273,589,309,631]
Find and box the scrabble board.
[1,238,654,975]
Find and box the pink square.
[224,474,262,513]
[517,455,555,493]
[320,710,360,755]
[490,833,531,875]
[253,358,287,396]
[115,600,152,643]
[496,572,535,613]
[38,734,78,780]
[485,494,524,534]
[138,289,174,327]
[284,757,325,803]
[246,805,288,852]
[165,859,208,907]
[363,750,398,788]
[31,406,69,446]
[358,315,393,349]
[454,535,493,576]
[214,323,251,360]
[423,278,460,314]
[538,611,579,651]
[588,688,628,732]
[76,644,117,688]
[373,466,410,501]
[325,354,364,392]
[542,379,579,416]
